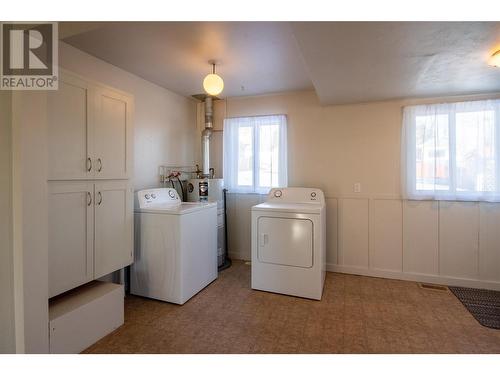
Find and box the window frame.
[402,99,500,202]
[223,114,288,194]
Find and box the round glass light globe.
[490,50,500,67]
[203,73,224,96]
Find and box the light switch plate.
[354,183,361,193]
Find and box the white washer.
[251,187,326,300]
[130,188,217,304]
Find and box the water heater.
[187,178,226,267]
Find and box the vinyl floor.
[83,261,500,354]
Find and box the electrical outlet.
[354,183,361,193]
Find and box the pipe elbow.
[202,128,212,138]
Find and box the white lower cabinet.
[94,181,133,279]
[48,180,133,298]
[48,182,94,298]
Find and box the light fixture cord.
[212,63,216,74]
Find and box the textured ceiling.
[62,22,313,98]
[61,22,500,104]
[292,22,500,104]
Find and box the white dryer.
[251,187,326,300]
[131,188,217,304]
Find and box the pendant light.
[203,62,224,96]
[489,50,500,68]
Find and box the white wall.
[5,43,199,353]
[214,90,500,290]
[0,91,16,353]
[59,42,199,190]
[11,91,49,353]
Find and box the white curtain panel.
[401,99,500,202]
[223,114,287,194]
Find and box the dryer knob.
[274,190,282,198]
[145,194,151,199]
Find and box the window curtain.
[401,99,500,202]
[223,115,288,194]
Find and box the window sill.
[405,196,500,203]
[226,191,269,195]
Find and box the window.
[223,115,287,194]
[401,99,500,202]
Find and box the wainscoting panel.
[227,192,500,290]
[479,203,500,282]
[226,193,261,260]
[438,201,479,279]
[369,199,402,272]
[325,198,338,265]
[402,200,439,275]
[339,198,369,268]
[225,193,240,259]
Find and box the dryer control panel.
[267,187,325,205]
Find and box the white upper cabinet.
[47,74,93,180]
[47,70,133,181]
[93,87,133,180]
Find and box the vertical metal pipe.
[202,96,213,176]
[201,129,211,176]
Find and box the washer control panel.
[136,188,181,208]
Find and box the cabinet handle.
[87,191,92,206]
[97,191,103,205]
[87,157,92,172]
[97,158,102,172]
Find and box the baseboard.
[327,263,500,291]
[225,256,500,291]
[228,250,250,262]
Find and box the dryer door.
[257,216,313,268]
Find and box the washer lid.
[136,201,216,215]
[252,202,323,214]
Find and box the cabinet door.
[48,182,94,298]
[94,181,133,279]
[47,72,94,180]
[93,87,133,179]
